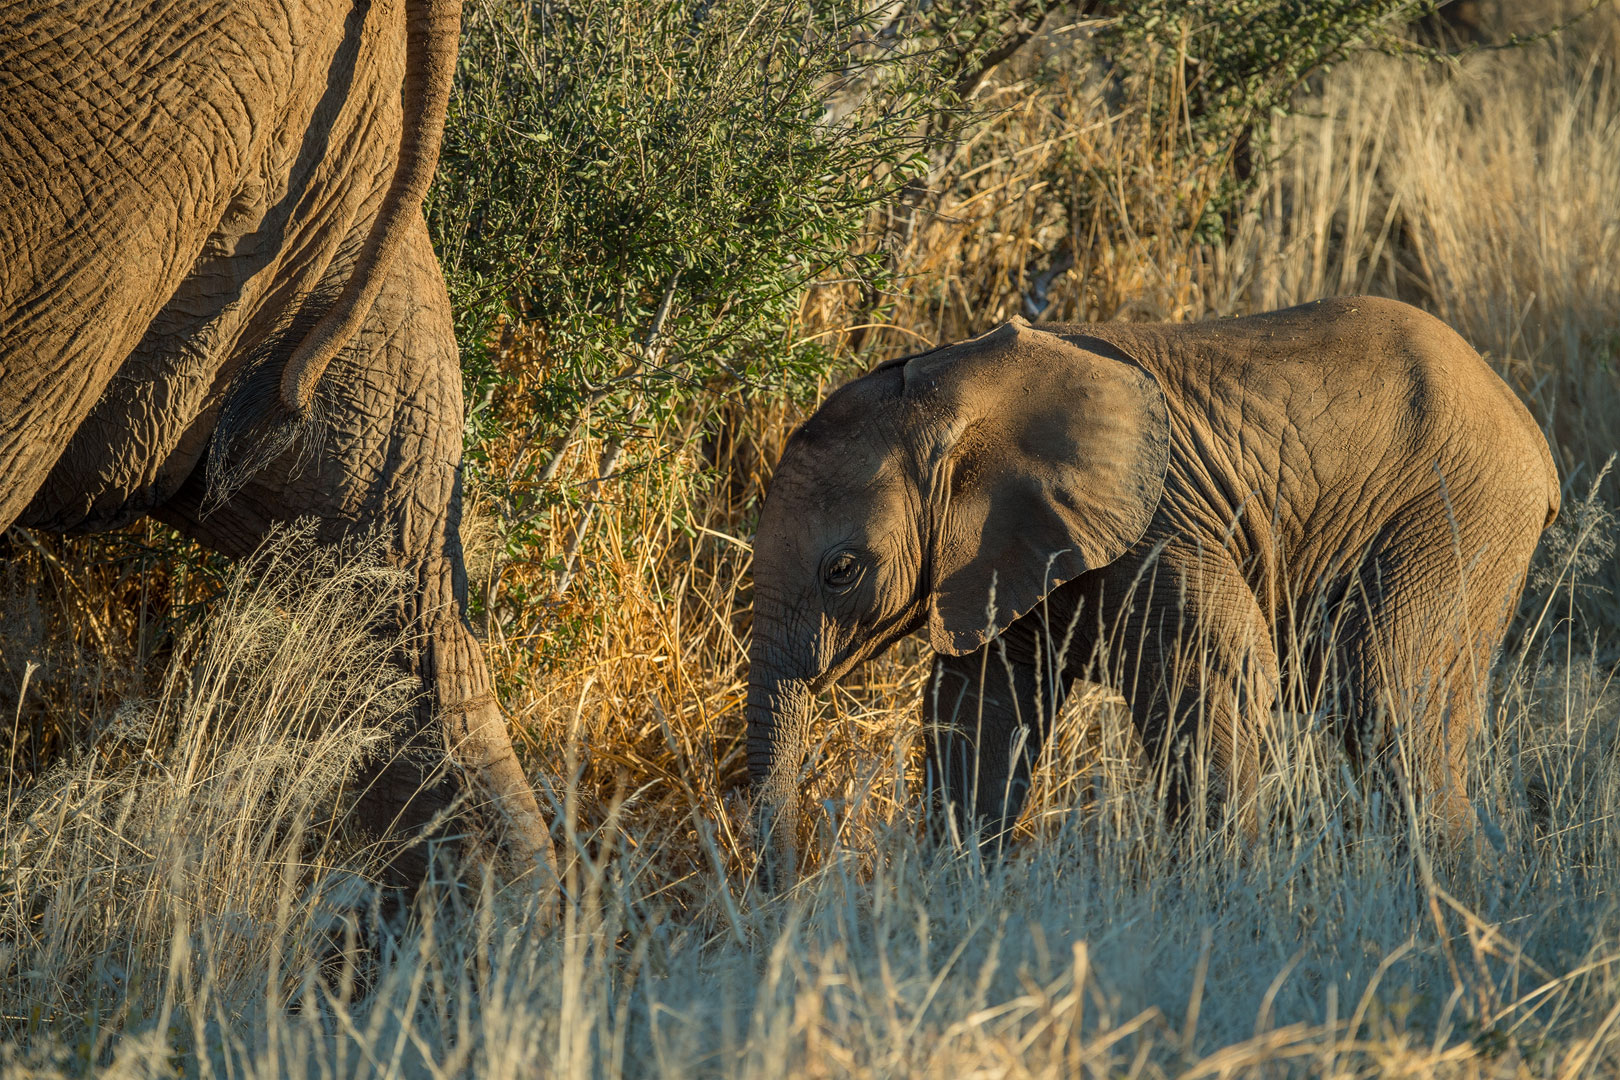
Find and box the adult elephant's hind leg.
[163,218,556,896]
[412,555,556,890]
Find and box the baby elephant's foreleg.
[924,644,1061,858]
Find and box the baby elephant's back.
[1062,297,1560,543]
[1041,296,1558,618]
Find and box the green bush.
[427,0,958,556]
[424,0,1552,624]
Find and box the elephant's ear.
[904,317,1170,656]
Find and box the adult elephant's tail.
[279,0,462,415]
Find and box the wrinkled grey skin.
[1,0,555,892]
[748,298,1559,880]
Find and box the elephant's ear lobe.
[911,318,1171,656]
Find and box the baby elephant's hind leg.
[1331,498,1537,837]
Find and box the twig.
[9,528,112,654]
[553,271,681,599]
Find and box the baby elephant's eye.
[822,551,861,591]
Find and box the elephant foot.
[441,692,559,894]
[352,713,557,917]
[424,606,560,916]
[350,615,558,917]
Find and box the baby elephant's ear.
[904,318,1170,656]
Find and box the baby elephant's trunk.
[746,672,814,892]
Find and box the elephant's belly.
[16,323,223,534]
[3,0,407,536]
[17,220,372,536]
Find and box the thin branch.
[552,270,683,599]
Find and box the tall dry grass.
[1,528,413,1058]
[4,5,1620,1076]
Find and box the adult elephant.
[1,0,556,890]
[747,298,1559,878]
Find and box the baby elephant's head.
[745,318,1170,884]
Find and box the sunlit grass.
[3,5,1620,1076]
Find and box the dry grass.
[4,5,1620,1076]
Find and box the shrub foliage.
[427,0,950,578]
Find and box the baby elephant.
[746,297,1559,870]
